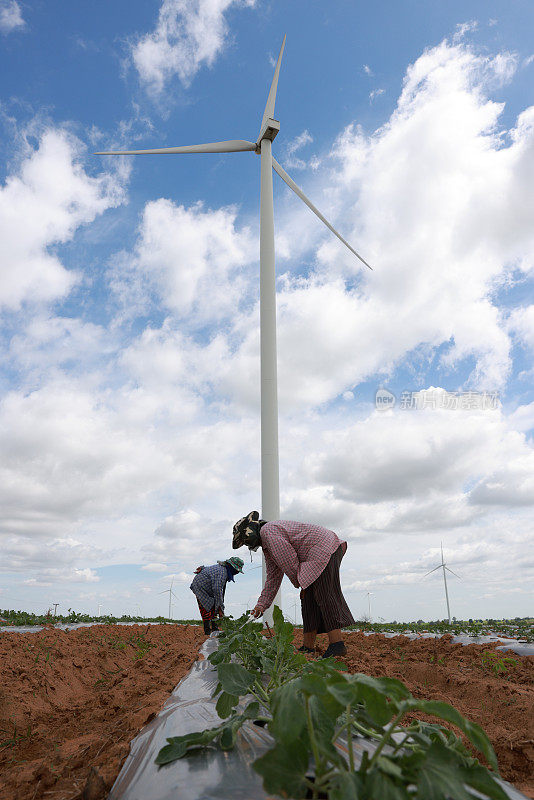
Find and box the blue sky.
[1,0,533,624]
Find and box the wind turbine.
[423,543,461,624]
[96,37,372,626]
[365,590,373,621]
[159,576,179,620]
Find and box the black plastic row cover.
[107,635,272,800]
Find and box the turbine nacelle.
[255,117,280,152]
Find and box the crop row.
[2,609,532,642]
[155,608,511,800]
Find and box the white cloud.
[319,41,530,391]
[453,20,478,42]
[130,0,256,96]
[508,304,534,352]
[283,130,315,170]
[363,64,373,77]
[369,88,385,102]
[0,381,177,538]
[0,0,24,33]
[278,398,534,535]
[0,127,125,310]
[22,568,100,586]
[109,199,255,322]
[6,316,112,383]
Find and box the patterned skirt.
[301,544,355,633]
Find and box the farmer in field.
[232,512,355,658]
[190,556,244,635]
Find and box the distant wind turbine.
[159,576,179,620]
[96,37,372,626]
[366,590,374,621]
[423,543,461,624]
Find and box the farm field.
[0,623,532,800]
[332,630,534,799]
[0,624,205,800]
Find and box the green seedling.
[155,608,509,800]
[0,723,33,750]
[128,632,156,660]
[481,651,517,676]
[104,635,127,650]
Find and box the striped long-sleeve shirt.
[190,564,228,612]
[256,520,345,613]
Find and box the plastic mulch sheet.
[107,635,271,800]
[108,634,530,800]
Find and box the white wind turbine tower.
[96,38,372,626]
[365,590,373,621]
[423,543,461,624]
[159,576,179,620]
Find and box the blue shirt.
[190,564,228,611]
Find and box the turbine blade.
[95,140,256,156]
[423,565,441,577]
[259,36,286,136]
[272,158,373,270]
[445,567,462,579]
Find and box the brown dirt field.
[0,624,205,800]
[297,630,534,799]
[1,625,532,800]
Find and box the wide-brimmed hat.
[225,556,244,573]
[232,510,263,549]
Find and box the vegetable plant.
[481,651,518,677]
[155,607,510,800]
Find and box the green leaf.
[154,728,220,765]
[365,769,411,800]
[208,649,225,665]
[217,662,255,696]
[413,740,476,800]
[300,673,328,696]
[272,604,294,643]
[215,691,238,719]
[347,671,412,702]
[459,763,510,800]
[330,771,365,800]
[309,694,336,742]
[260,655,275,674]
[272,604,285,631]
[376,755,404,780]
[307,694,347,767]
[242,701,260,719]
[326,680,359,707]
[408,699,500,773]
[269,680,307,743]
[356,681,393,726]
[253,738,309,798]
[219,718,244,750]
[210,680,222,699]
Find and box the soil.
[0,625,532,800]
[0,624,204,800]
[298,630,534,799]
